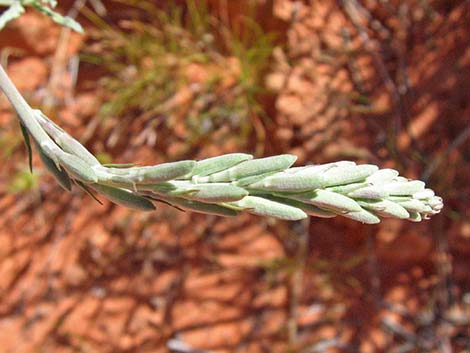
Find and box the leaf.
[266,196,336,218]
[165,197,238,217]
[191,153,253,177]
[248,172,327,192]
[38,147,72,191]
[74,180,102,204]
[19,122,33,172]
[348,186,388,199]
[55,150,98,183]
[228,196,307,221]
[104,160,196,184]
[407,211,422,222]
[342,209,380,224]
[412,189,435,200]
[234,171,276,187]
[296,189,362,213]
[321,164,378,187]
[396,199,432,213]
[382,180,425,196]
[203,154,297,182]
[143,194,185,211]
[174,183,248,203]
[34,110,101,166]
[358,199,410,219]
[325,182,369,195]
[366,168,399,184]
[91,183,156,211]
[56,132,101,166]
[102,163,136,168]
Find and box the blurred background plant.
[7,167,39,193]
[82,0,275,159]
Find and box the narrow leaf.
[57,133,101,166]
[166,197,238,217]
[74,180,103,204]
[233,172,277,187]
[191,153,253,177]
[292,161,356,176]
[325,182,369,195]
[348,186,388,199]
[407,211,422,222]
[267,196,336,218]
[154,182,248,203]
[104,160,196,184]
[228,196,307,221]
[102,163,136,168]
[321,164,379,187]
[202,154,297,182]
[342,209,380,224]
[295,189,362,213]
[366,169,399,184]
[34,110,100,166]
[412,189,435,200]
[56,150,98,183]
[383,180,425,196]
[396,199,432,213]
[427,196,443,211]
[91,184,155,211]
[358,199,410,219]
[248,172,327,192]
[19,122,33,172]
[37,147,72,191]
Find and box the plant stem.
[0,63,52,145]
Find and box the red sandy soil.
[0,1,468,353]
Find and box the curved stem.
[0,63,52,145]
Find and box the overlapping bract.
[31,109,443,223]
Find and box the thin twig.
[43,0,87,110]
[341,0,404,137]
[287,218,309,346]
[422,124,470,181]
[367,228,382,307]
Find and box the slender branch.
[0,64,52,145]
